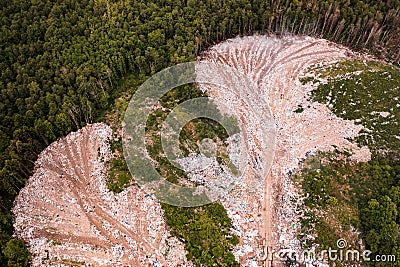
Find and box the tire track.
[201,35,367,267]
[13,124,186,266]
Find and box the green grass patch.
[105,137,133,193]
[106,157,132,193]
[296,59,400,266]
[304,60,400,157]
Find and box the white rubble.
[13,123,190,267]
[199,35,371,266]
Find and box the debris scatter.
[13,123,189,266]
[199,35,371,266]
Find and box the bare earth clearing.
[200,35,371,266]
[13,123,189,266]
[13,35,372,267]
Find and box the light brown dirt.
[200,35,371,266]
[13,123,189,266]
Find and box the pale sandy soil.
[200,35,371,266]
[13,123,189,267]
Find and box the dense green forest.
[1,0,400,265]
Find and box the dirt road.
[201,35,371,266]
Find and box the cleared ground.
[13,123,188,266]
[200,35,371,266]
[13,35,374,267]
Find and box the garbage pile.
[200,35,371,266]
[13,123,190,266]
[13,35,375,267]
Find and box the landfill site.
[13,36,372,266]
[13,124,189,266]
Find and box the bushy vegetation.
[104,82,239,265]
[106,156,131,193]
[296,155,400,266]
[296,60,400,266]
[1,0,400,264]
[144,84,240,266]
[306,60,400,157]
[104,136,133,193]
[162,203,240,267]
